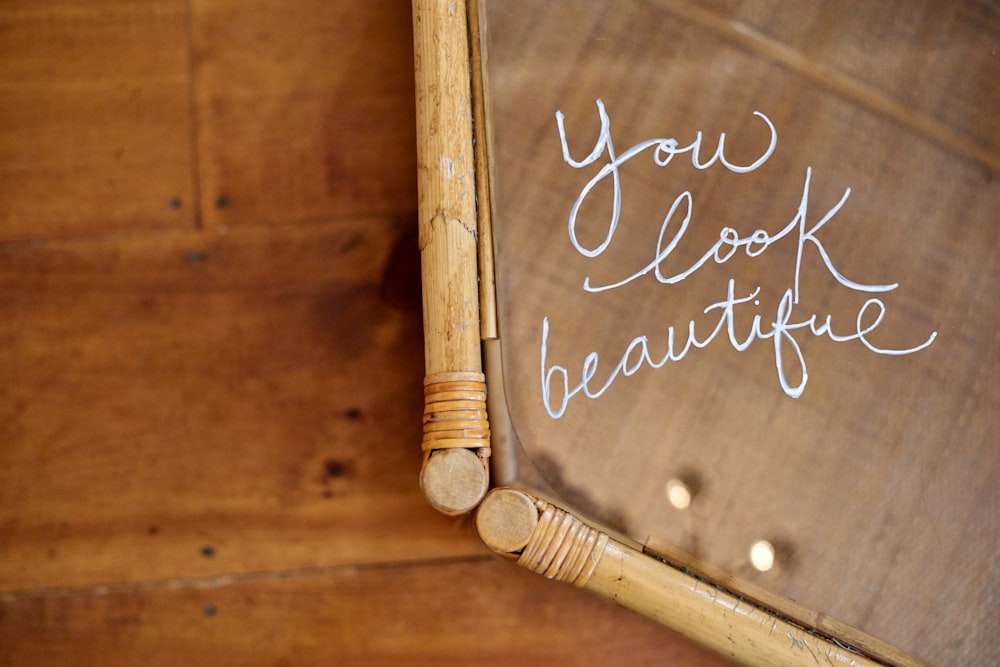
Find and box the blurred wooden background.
[0,1,733,664]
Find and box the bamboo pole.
[467,0,497,341]
[476,488,921,667]
[412,0,490,515]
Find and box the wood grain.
[0,0,735,663]
[0,1,195,241]
[0,558,733,667]
[0,221,483,592]
[190,0,418,229]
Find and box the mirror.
[479,1,998,664]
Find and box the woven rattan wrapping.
[518,499,609,587]
[422,371,491,456]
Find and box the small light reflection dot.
[750,540,775,572]
[665,478,692,510]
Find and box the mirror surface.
[481,1,998,664]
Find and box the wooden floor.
[0,2,732,665]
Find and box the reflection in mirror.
[478,1,998,664]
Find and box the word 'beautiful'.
[541,100,936,419]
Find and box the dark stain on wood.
[324,459,352,480]
[380,222,421,312]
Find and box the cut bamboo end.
[476,488,539,554]
[420,448,489,516]
[477,489,609,588]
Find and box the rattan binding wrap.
[518,498,609,587]
[423,371,491,459]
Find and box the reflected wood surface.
[0,0,732,664]
[482,1,998,664]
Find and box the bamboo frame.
[411,2,925,664]
[413,0,490,515]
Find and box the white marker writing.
[556,99,777,259]
[540,279,936,418]
[581,167,897,302]
[540,100,936,417]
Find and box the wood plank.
[0,220,485,591]
[0,1,195,241]
[0,557,735,666]
[191,0,418,229]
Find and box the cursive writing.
[541,100,937,418]
[541,279,936,418]
[557,99,777,259]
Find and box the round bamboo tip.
[420,448,488,515]
[475,488,539,554]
